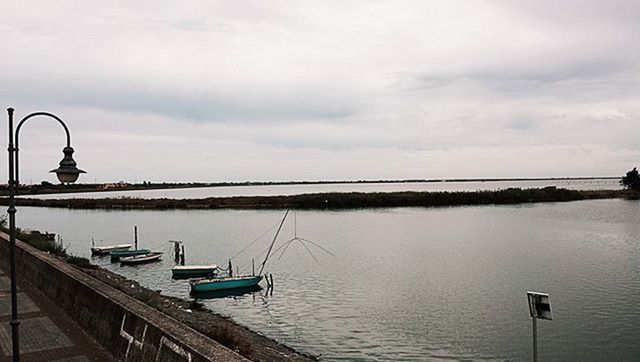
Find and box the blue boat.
[190,275,262,293]
[110,249,151,262]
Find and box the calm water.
[30,178,620,200]
[11,199,640,361]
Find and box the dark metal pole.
[7,107,20,361]
[5,108,82,361]
[532,317,538,362]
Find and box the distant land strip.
[0,176,620,196]
[1,188,635,210]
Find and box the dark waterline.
[11,198,640,361]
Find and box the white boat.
[120,252,163,265]
[90,244,132,256]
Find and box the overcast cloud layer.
[1,1,639,183]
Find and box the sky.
[1,1,639,183]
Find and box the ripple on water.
[13,199,640,361]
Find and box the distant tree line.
[0,187,631,210]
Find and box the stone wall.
[0,232,247,361]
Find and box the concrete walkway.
[0,266,114,361]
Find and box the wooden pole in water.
[270,274,274,289]
[174,242,180,262]
[180,245,185,266]
[134,226,138,250]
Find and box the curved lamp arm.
[8,110,83,184]
[16,112,72,148]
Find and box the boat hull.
[191,285,262,299]
[110,249,151,262]
[91,244,132,256]
[190,275,262,293]
[120,252,163,265]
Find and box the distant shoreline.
[1,187,634,211]
[0,176,621,197]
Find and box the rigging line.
[230,230,290,272]
[298,238,320,265]
[265,235,295,259]
[229,219,281,260]
[146,240,170,251]
[277,238,297,261]
[259,209,289,276]
[298,238,335,256]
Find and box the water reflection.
[11,199,640,361]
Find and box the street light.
[5,108,85,361]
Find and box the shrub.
[621,167,640,191]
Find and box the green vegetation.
[621,167,640,191]
[0,218,93,268]
[0,187,631,210]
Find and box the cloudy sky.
[1,1,639,183]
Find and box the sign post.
[527,291,552,362]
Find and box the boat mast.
[258,210,289,276]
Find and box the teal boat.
[110,226,151,262]
[190,210,289,294]
[190,275,262,293]
[111,249,151,262]
[171,265,218,279]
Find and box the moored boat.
[111,249,151,262]
[91,244,132,256]
[120,252,163,265]
[190,275,262,293]
[171,265,218,279]
[190,210,289,294]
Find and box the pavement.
[0,266,114,361]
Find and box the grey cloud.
[0,77,355,122]
[2,1,639,181]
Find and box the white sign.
[527,291,552,320]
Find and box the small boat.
[120,252,163,265]
[190,275,262,293]
[91,244,132,256]
[171,265,218,279]
[111,249,151,262]
[110,226,150,262]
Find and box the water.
[11,198,640,361]
[29,178,620,200]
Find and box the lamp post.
[6,108,85,361]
